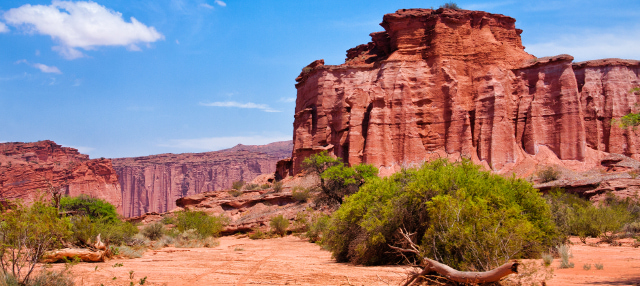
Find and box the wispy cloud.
[16,59,62,74]
[279,97,295,103]
[4,1,164,59]
[159,135,290,151]
[214,0,227,7]
[0,22,8,33]
[199,3,214,9]
[525,26,640,62]
[199,101,280,112]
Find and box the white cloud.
[0,22,8,33]
[16,59,62,74]
[214,0,227,7]
[199,3,214,9]
[279,97,295,103]
[199,101,280,112]
[525,27,640,62]
[159,135,291,151]
[3,1,164,59]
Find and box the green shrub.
[537,166,560,183]
[232,180,245,190]
[161,216,175,225]
[0,268,75,286]
[595,263,604,270]
[292,187,311,202]
[245,183,260,191]
[115,245,145,258]
[60,195,119,223]
[0,201,72,285]
[306,213,330,243]
[324,159,558,270]
[260,183,270,190]
[249,228,266,240]
[273,181,283,192]
[228,190,243,197]
[583,263,592,270]
[142,223,165,241]
[175,210,228,238]
[270,215,289,236]
[439,1,460,9]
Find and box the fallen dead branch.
[42,234,110,263]
[389,229,519,286]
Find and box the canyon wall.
[292,8,640,176]
[112,141,292,217]
[0,140,122,212]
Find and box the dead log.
[42,234,109,263]
[41,248,107,263]
[390,228,518,286]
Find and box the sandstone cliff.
[112,141,293,217]
[0,140,122,212]
[292,8,640,176]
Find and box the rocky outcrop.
[292,8,640,176]
[112,141,293,217]
[0,140,122,213]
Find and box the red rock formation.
[112,141,292,217]
[0,140,122,213]
[292,8,640,176]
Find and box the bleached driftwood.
[42,234,109,263]
[389,229,518,286]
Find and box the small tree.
[0,201,72,284]
[302,151,378,206]
[618,87,640,128]
[270,215,289,237]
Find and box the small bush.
[583,263,592,270]
[306,213,330,243]
[260,183,271,190]
[232,180,245,190]
[142,223,165,241]
[594,263,604,270]
[228,190,243,197]
[245,183,260,191]
[249,228,266,240]
[174,230,219,248]
[161,216,175,225]
[0,268,75,286]
[557,244,574,269]
[116,245,145,258]
[270,215,289,236]
[292,187,311,202]
[538,166,560,183]
[439,1,461,9]
[175,210,228,238]
[273,181,283,192]
[542,253,554,266]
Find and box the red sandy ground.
[59,236,640,285]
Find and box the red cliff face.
[0,140,122,213]
[112,141,292,217]
[292,8,640,176]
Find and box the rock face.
[0,140,122,213]
[292,8,640,176]
[112,141,293,217]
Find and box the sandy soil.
[59,236,640,286]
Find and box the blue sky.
[1,0,639,158]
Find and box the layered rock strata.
[112,141,292,217]
[292,8,640,176]
[0,140,122,213]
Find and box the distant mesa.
[291,8,640,178]
[112,140,293,217]
[0,140,122,213]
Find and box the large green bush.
[175,210,228,238]
[324,159,558,271]
[0,201,72,285]
[60,195,119,223]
